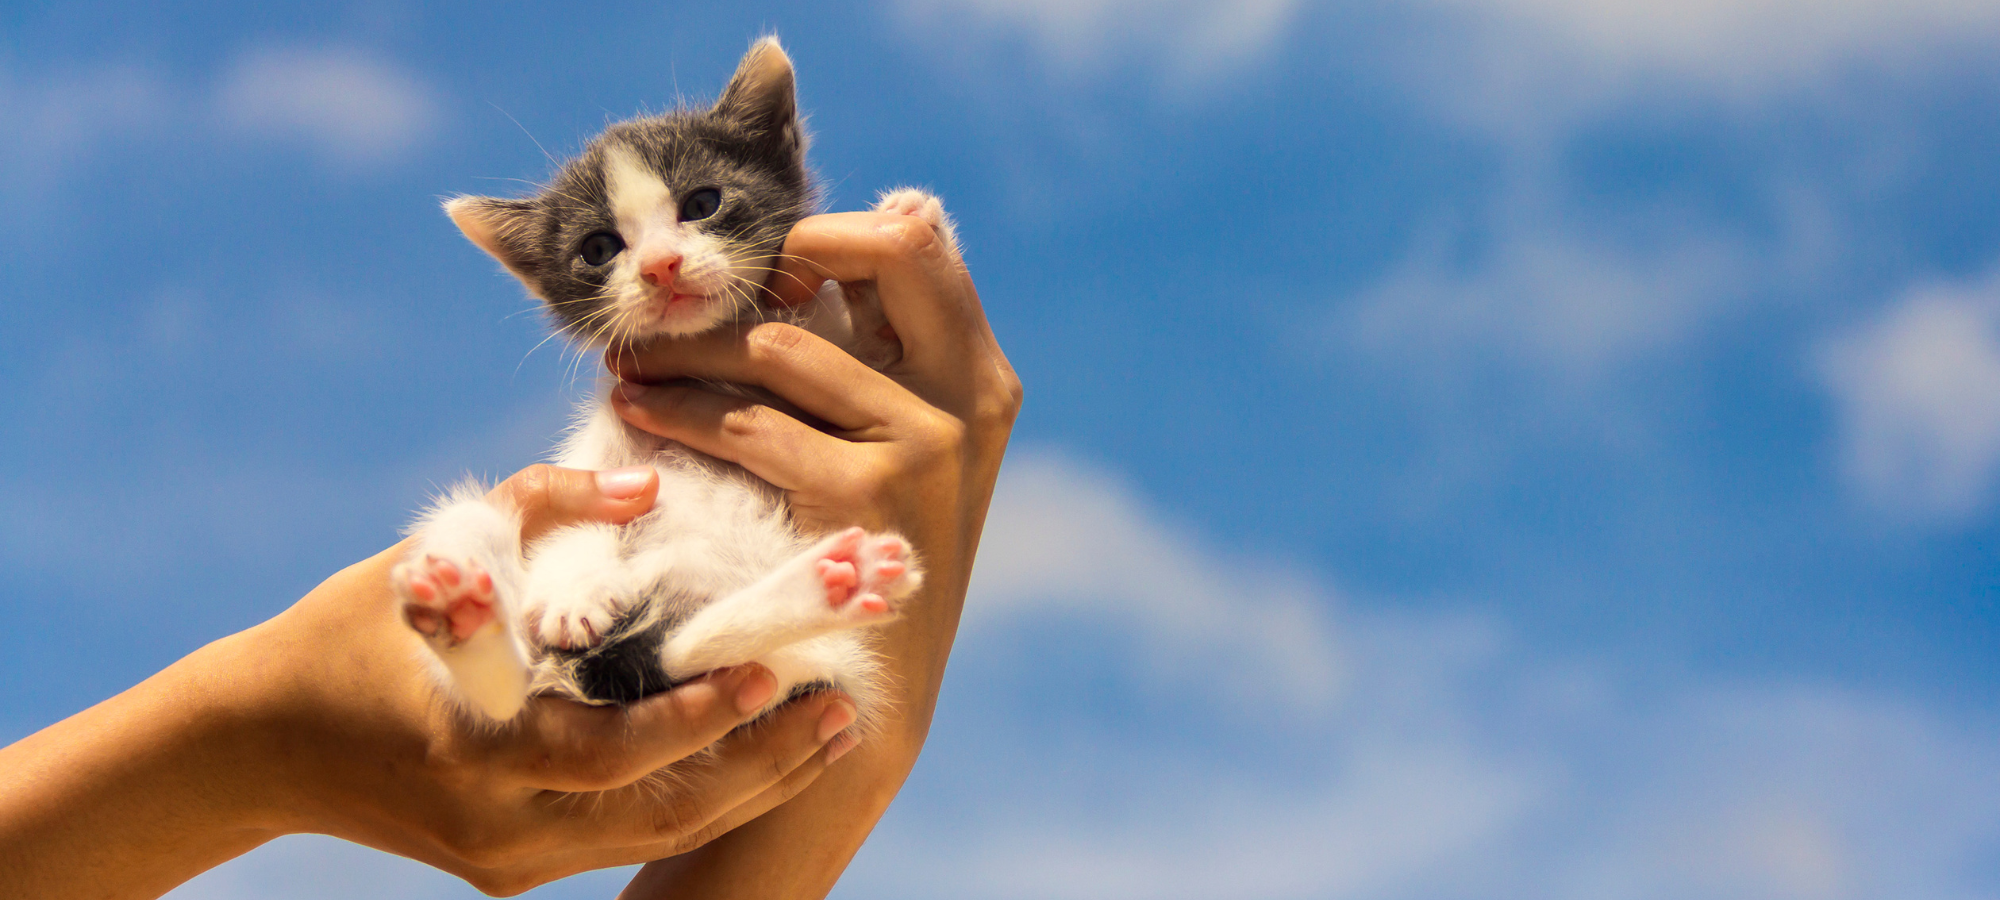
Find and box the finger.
[604,323,911,433]
[767,213,977,368]
[493,733,852,883]
[504,664,779,792]
[486,464,660,544]
[608,382,857,494]
[663,726,855,844]
[538,692,856,849]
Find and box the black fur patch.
[561,613,682,703]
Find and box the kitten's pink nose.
[639,254,682,289]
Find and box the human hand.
[604,207,1021,897]
[0,464,856,900]
[244,465,861,894]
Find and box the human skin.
[0,466,860,899]
[608,208,1021,899]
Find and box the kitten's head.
[447,37,813,345]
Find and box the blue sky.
[4,1,1999,897]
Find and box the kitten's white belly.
[522,393,894,722]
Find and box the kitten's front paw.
[811,527,920,622]
[394,555,497,648]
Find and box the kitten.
[391,37,959,738]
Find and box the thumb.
[486,464,658,543]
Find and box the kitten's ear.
[445,196,542,287]
[713,36,805,161]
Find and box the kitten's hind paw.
[522,587,623,650]
[658,527,925,678]
[520,525,628,649]
[394,555,497,647]
[812,527,920,621]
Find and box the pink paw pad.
[814,527,868,607]
[397,556,496,646]
[803,527,918,621]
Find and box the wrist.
[172,623,331,837]
[0,631,291,899]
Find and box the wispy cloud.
[1434,0,2000,86]
[0,62,172,194]
[898,0,2000,100]
[1343,221,1752,380]
[0,45,437,193]
[891,0,1308,75]
[215,46,439,165]
[970,451,1345,708]
[1817,269,2000,522]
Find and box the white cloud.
[1434,0,2000,86]
[899,0,2000,100]
[1400,0,2000,140]
[1817,272,2000,521]
[1343,223,1750,379]
[0,46,437,190]
[892,0,1308,74]
[216,46,438,164]
[969,451,1345,707]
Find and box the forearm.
[0,634,292,900]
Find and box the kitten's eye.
[578,231,624,267]
[680,188,722,222]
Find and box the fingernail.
[826,733,859,764]
[731,665,777,715]
[594,466,654,499]
[816,698,857,743]
[615,381,650,404]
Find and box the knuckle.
[438,821,516,870]
[746,322,812,362]
[558,745,632,792]
[765,747,795,786]
[719,403,768,440]
[467,869,537,898]
[903,412,965,466]
[669,821,725,856]
[991,374,1026,422]
[877,216,943,260]
[504,464,560,509]
[841,459,894,504]
[649,385,695,417]
[770,764,817,805]
[653,789,708,839]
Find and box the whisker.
[488,102,558,167]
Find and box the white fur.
[520,522,628,647]
[394,481,533,719]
